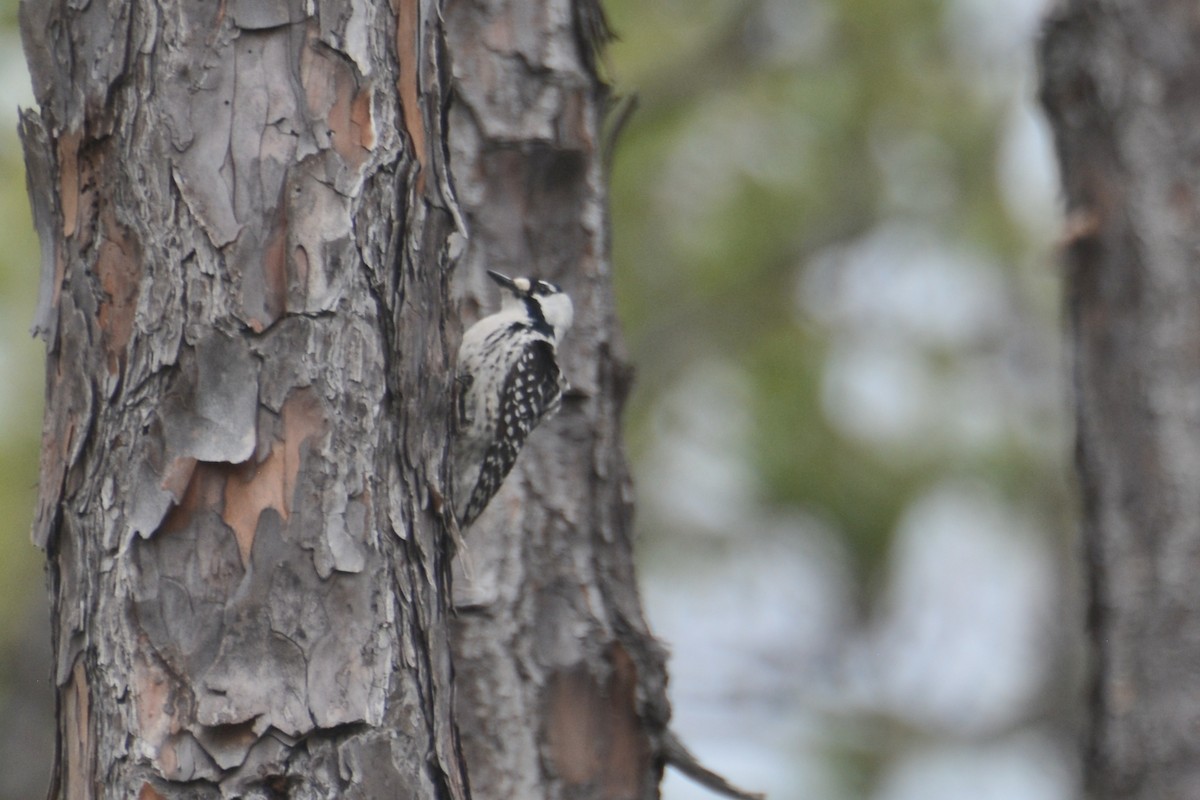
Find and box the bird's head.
[487,270,574,342]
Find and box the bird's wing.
[460,338,563,526]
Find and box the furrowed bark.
[21,0,467,796]
[443,1,673,798]
[1041,2,1200,797]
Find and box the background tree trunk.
[20,0,469,796]
[442,1,671,798]
[1041,2,1200,797]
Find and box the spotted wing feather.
[461,338,563,525]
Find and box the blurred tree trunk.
[1041,3,1200,797]
[20,0,670,797]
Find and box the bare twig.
[662,729,766,800]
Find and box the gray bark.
[443,1,672,798]
[21,0,466,796]
[1040,2,1200,797]
[21,0,672,797]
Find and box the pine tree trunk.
[1041,3,1200,797]
[21,0,671,797]
[442,1,671,796]
[21,0,467,796]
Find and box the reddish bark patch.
[195,720,259,768]
[299,21,374,174]
[351,84,376,151]
[327,64,373,172]
[253,196,289,333]
[394,0,426,192]
[292,243,310,299]
[546,668,602,781]
[161,462,228,536]
[561,86,591,151]
[544,643,652,798]
[222,387,326,563]
[160,386,325,562]
[279,386,327,506]
[138,784,165,800]
[1061,207,1101,247]
[72,141,100,253]
[57,130,81,238]
[223,447,288,564]
[132,646,187,756]
[95,203,142,374]
[1169,179,1195,227]
[42,358,75,494]
[161,456,198,503]
[64,660,96,800]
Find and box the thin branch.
[662,729,766,800]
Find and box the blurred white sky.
[0,31,32,123]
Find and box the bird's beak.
[487,270,517,291]
[487,270,529,294]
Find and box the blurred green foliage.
[0,84,44,652]
[0,5,52,793]
[605,0,1065,572]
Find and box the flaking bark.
[22,0,467,796]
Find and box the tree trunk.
[1041,3,1200,797]
[21,0,467,796]
[441,1,672,797]
[21,0,672,797]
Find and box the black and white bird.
[454,270,574,527]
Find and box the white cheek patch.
[514,278,531,292]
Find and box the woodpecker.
[454,270,574,527]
